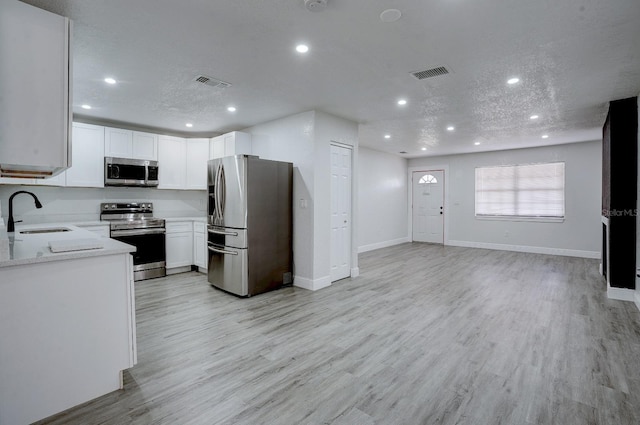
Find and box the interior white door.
[412,170,444,243]
[330,145,352,282]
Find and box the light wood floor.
[37,243,640,425]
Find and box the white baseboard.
[447,240,600,259]
[635,291,640,313]
[294,275,332,291]
[358,237,410,253]
[607,285,636,302]
[350,267,360,278]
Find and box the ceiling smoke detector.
[305,0,327,12]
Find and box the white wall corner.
[607,285,637,302]
[350,267,360,278]
[294,275,332,291]
[447,240,601,259]
[358,237,410,253]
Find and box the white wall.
[409,141,602,257]
[0,185,206,224]
[245,110,359,290]
[636,94,640,311]
[357,147,409,252]
[245,111,317,285]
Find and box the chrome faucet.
[7,191,43,232]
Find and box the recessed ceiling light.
[397,99,407,106]
[474,142,481,145]
[227,106,237,112]
[384,134,391,139]
[530,115,539,120]
[421,147,427,151]
[185,123,193,128]
[541,134,549,139]
[507,77,520,85]
[447,126,455,131]
[296,44,309,53]
[81,104,91,110]
[104,77,117,85]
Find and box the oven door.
[111,228,166,280]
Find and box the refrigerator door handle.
[214,163,222,222]
[219,164,226,217]
[207,228,238,236]
[207,245,239,256]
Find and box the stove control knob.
[103,205,109,209]
[111,204,116,209]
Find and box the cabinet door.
[193,230,206,270]
[185,139,209,190]
[0,1,71,173]
[132,131,158,161]
[224,131,252,156]
[66,123,105,188]
[105,127,133,158]
[158,136,186,189]
[209,135,225,159]
[166,232,193,268]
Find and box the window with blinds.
[475,162,565,219]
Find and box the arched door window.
[418,174,438,184]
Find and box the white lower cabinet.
[193,221,207,270]
[165,221,193,269]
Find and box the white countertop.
[160,216,206,222]
[0,223,135,268]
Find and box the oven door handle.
[207,228,238,236]
[207,245,238,256]
[111,228,166,237]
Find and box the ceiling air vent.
[399,151,408,154]
[194,75,232,89]
[411,66,449,80]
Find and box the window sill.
[475,215,565,223]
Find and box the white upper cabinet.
[104,127,133,158]
[185,139,209,190]
[209,131,252,160]
[158,136,186,189]
[0,1,71,179]
[132,131,159,161]
[105,127,158,161]
[65,123,105,187]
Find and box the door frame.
[330,142,355,281]
[408,165,450,245]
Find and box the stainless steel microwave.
[104,157,159,187]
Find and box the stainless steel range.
[100,202,166,281]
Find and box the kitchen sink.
[19,227,71,234]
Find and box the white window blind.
[475,162,565,219]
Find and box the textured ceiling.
[18,0,640,158]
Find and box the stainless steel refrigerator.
[207,155,293,296]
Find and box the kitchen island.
[0,224,137,425]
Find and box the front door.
[330,144,352,281]
[412,170,444,243]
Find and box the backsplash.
[0,185,206,225]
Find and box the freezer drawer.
[207,243,248,296]
[207,225,247,249]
